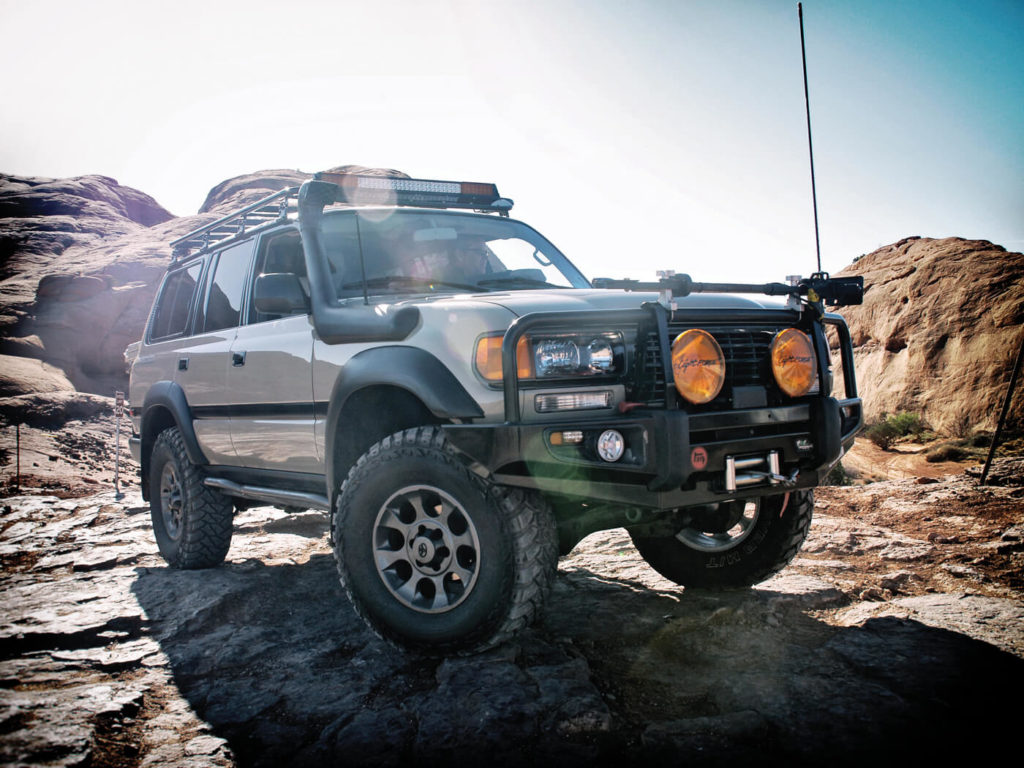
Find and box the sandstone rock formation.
[836,237,1024,435]
[0,166,409,400]
[0,174,173,308]
[0,174,185,395]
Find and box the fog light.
[535,391,611,412]
[597,430,625,462]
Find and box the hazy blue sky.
[1,0,1021,283]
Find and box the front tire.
[630,490,814,589]
[334,427,558,654]
[149,427,234,569]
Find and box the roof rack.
[170,187,299,261]
[168,172,514,262]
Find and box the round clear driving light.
[587,338,614,372]
[597,430,625,462]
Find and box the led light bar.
[314,172,513,212]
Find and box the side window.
[149,262,202,342]
[202,242,253,333]
[249,230,307,324]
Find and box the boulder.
[0,354,74,397]
[0,391,111,428]
[835,237,1024,434]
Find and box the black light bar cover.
[593,272,864,307]
[314,172,509,211]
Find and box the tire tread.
[151,428,233,569]
[333,426,558,654]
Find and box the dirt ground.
[0,409,139,499]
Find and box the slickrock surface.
[2,460,1021,766]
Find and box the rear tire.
[149,427,234,569]
[630,490,813,589]
[333,426,558,654]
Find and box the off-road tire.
[149,427,234,569]
[333,426,558,655]
[630,490,814,589]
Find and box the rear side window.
[202,242,253,333]
[149,262,202,342]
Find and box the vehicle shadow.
[132,558,1024,767]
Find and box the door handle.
[178,357,189,371]
[232,351,246,367]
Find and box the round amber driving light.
[771,328,816,397]
[671,329,726,404]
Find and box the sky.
[1,0,1021,284]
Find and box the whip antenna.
[798,2,822,273]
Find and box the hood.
[417,288,789,317]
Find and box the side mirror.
[254,273,309,315]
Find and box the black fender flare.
[141,381,208,467]
[324,346,484,491]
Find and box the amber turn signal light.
[474,335,532,381]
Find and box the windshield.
[319,210,590,298]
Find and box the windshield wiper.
[340,275,486,293]
[475,275,559,289]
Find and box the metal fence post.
[980,335,1024,485]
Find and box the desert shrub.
[824,462,853,486]
[949,411,975,439]
[926,442,968,463]
[865,420,900,450]
[968,433,992,448]
[865,411,930,450]
[887,411,927,438]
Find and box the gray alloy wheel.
[630,491,814,589]
[674,499,761,553]
[372,485,481,613]
[149,427,234,569]
[158,462,185,542]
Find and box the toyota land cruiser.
[126,170,862,653]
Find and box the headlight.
[474,332,622,381]
[771,328,817,397]
[672,328,726,404]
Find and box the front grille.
[634,324,782,409]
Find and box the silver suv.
[127,171,863,654]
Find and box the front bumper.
[443,307,862,511]
[443,394,860,510]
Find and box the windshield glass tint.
[319,210,589,297]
